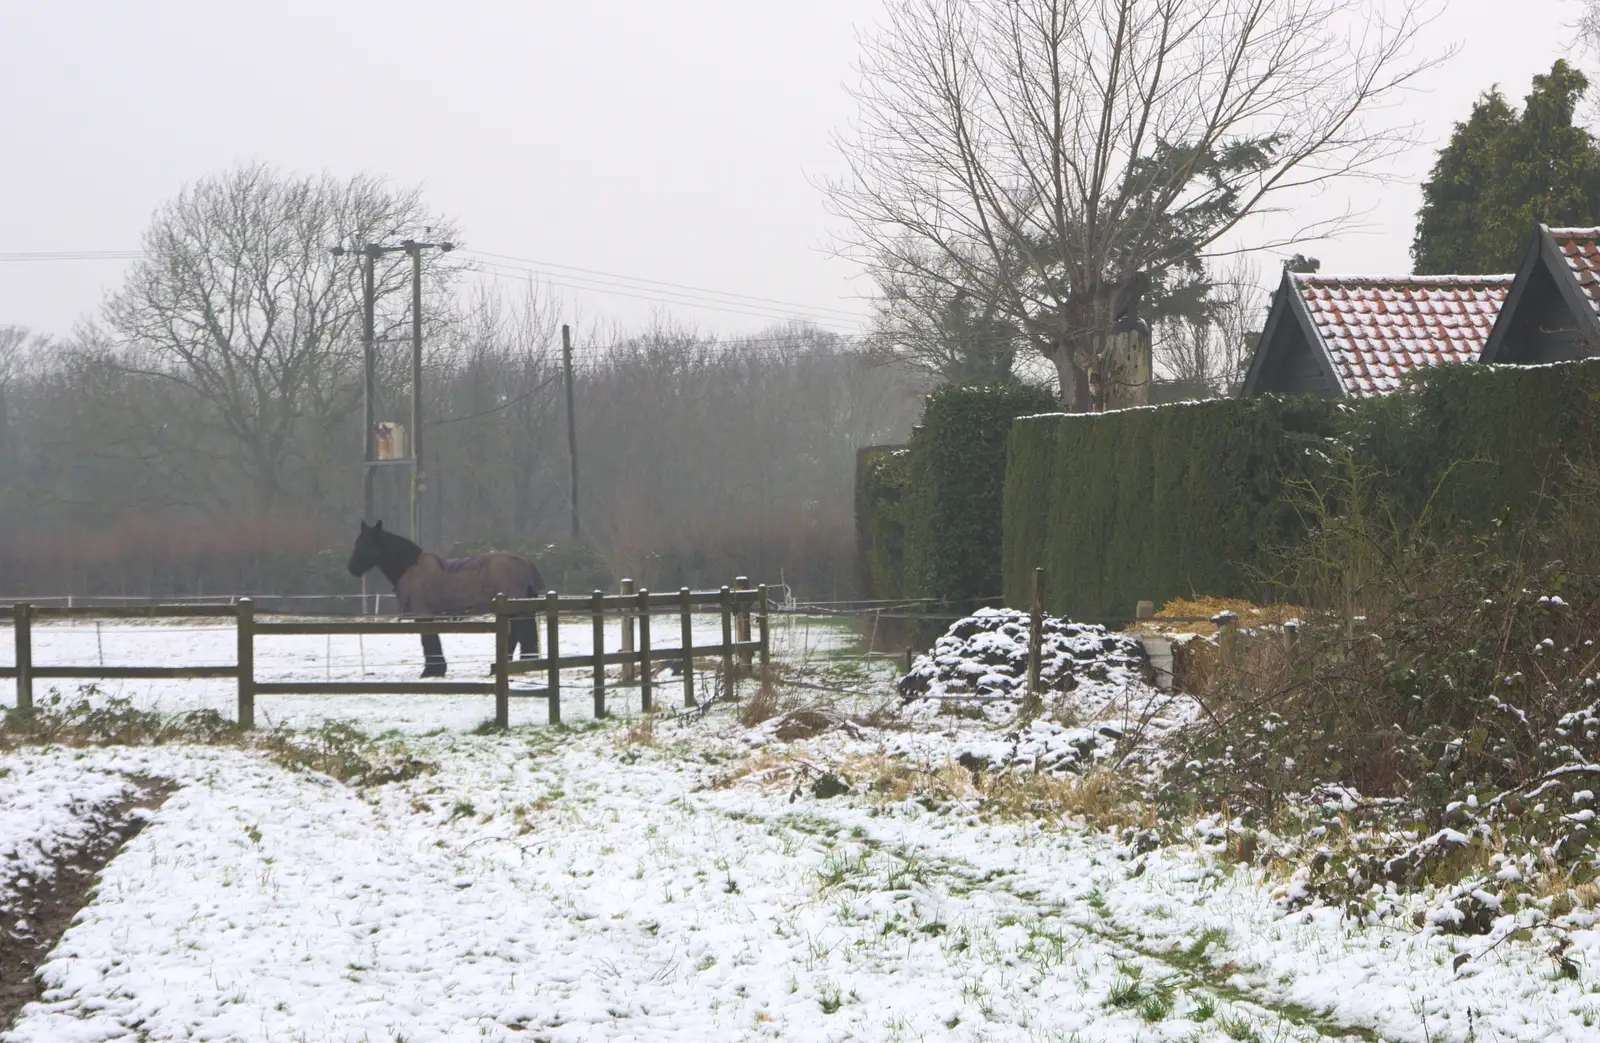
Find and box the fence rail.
[0,579,770,730]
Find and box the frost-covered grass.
[4,614,1600,1041]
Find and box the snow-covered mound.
[898,608,1150,700]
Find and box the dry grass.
[623,713,658,746]
[3,689,435,787]
[1139,597,1306,637]
[738,670,786,728]
[714,747,1147,829]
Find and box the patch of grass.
[1107,973,1144,1009]
[815,850,872,890]
[2,687,239,748]
[1,688,436,787]
[1140,991,1174,1023]
[819,985,843,1014]
[1219,1014,1260,1041]
[739,669,787,728]
[623,714,658,747]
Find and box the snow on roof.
[1290,273,1513,397]
[1546,227,1600,319]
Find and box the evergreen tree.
[1414,61,1600,274]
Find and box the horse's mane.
[374,527,424,585]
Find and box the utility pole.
[408,243,425,544]
[333,239,452,546]
[361,247,377,525]
[562,324,580,542]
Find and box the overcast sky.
[0,0,1587,342]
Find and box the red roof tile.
[1292,274,1512,397]
[1546,228,1600,319]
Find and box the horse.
[346,520,543,677]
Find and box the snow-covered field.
[3,615,1600,1041]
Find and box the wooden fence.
[0,581,770,730]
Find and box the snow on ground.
[0,761,137,929]
[3,615,1600,1041]
[0,611,847,732]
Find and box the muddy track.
[0,774,177,1030]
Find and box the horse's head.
[347,520,386,577]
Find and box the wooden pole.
[360,246,377,614]
[410,244,425,544]
[638,588,653,713]
[591,590,606,719]
[734,576,752,676]
[1215,610,1240,667]
[14,603,32,712]
[1026,568,1044,713]
[236,598,254,729]
[493,593,510,730]
[679,587,696,708]
[546,590,561,724]
[562,324,579,543]
[720,584,734,700]
[756,584,769,678]
[619,578,636,684]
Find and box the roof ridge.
[1291,273,1514,284]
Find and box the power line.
[426,374,561,426]
[0,251,143,262]
[0,247,869,330]
[462,249,865,320]
[472,263,866,332]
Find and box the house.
[1480,226,1600,363]
[1240,225,1600,398]
[1239,272,1512,398]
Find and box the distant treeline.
[0,308,924,599]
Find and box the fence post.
[14,603,33,712]
[494,593,510,730]
[638,588,653,713]
[756,584,770,679]
[546,591,562,725]
[1214,610,1240,666]
[720,584,735,700]
[591,590,606,719]
[619,578,636,684]
[679,587,696,708]
[1026,568,1044,713]
[235,598,254,729]
[734,576,752,676]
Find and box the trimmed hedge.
[856,384,1055,607]
[856,445,911,600]
[1003,360,1600,619]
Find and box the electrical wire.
[462,250,865,321]
[425,373,561,426]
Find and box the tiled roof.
[1292,274,1512,397]
[1546,227,1600,319]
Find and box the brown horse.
[346,521,543,677]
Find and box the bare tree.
[1153,257,1265,395]
[103,164,460,510]
[829,0,1437,409]
[868,242,1025,383]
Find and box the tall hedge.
[856,383,1055,607]
[855,445,910,600]
[1003,360,1600,619]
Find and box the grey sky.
[0,0,1586,342]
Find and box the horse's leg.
[516,615,539,659]
[420,626,447,678]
